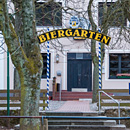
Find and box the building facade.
[1,0,130,93]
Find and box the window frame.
[36,2,62,27]
[109,53,130,79]
[98,2,127,27]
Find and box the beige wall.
[4,45,14,90]
[2,0,130,91]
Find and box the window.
[109,54,130,79]
[98,2,127,27]
[41,53,51,78]
[36,2,62,26]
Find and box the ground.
[0,99,130,129]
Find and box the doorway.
[67,53,92,91]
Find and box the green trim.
[7,50,10,116]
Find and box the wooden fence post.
[43,91,45,110]
[52,77,56,100]
[41,119,48,130]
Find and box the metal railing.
[1,115,130,120]
[98,90,120,124]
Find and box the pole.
[98,91,100,112]
[7,50,10,115]
[98,29,101,111]
[118,103,120,124]
[46,27,50,110]
[98,29,101,89]
[59,77,62,101]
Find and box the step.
[48,125,126,130]
[44,111,102,116]
[14,124,126,130]
[53,98,92,101]
[59,90,93,94]
[54,94,93,97]
[53,96,92,101]
[48,120,116,126]
[54,91,93,101]
[55,92,93,95]
[55,93,92,97]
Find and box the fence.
[97,89,130,109]
[0,89,48,110]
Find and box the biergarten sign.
[38,28,111,45]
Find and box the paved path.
[0,100,97,112]
[54,101,91,112]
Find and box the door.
[67,53,92,91]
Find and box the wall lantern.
[56,54,59,63]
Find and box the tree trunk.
[13,0,22,91]
[88,0,106,102]
[19,0,43,129]
[0,0,43,129]
[20,67,41,130]
[92,62,99,102]
[14,68,20,90]
[88,0,99,102]
[14,68,20,97]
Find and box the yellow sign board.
[38,28,111,46]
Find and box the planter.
[117,76,130,79]
[117,73,130,79]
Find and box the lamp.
[56,54,59,63]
